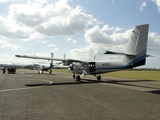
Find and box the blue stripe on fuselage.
[123,54,146,68]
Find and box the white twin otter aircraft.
[16,24,150,81]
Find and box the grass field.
[102,71,160,81]
[52,69,160,81]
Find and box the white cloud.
[67,38,72,41]
[114,27,123,32]
[148,32,160,51]
[0,0,9,2]
[0,39,21,49]
[0,0,99,44]
[8,3,47,27]
[0,16,32,39]
[28,32,44,41]
[84,25,129,45]
[52,48,59,52]
[101,25,114,32]
[73,40,77,43]
[34,0,48,4]
[7,0,97,38]
[42,40,47,43]
[68,44,122,61]
[139,2,147,11]
[67,37,77,43]
[47,44,56,47]
[152,0,160,11]
[85,25,113,45]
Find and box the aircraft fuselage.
[69,60,125,75]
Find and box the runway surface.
[0,69,160,120]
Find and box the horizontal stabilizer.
[104,51,136,56]
[146,54,153,57]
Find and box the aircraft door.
[88,62,96,72]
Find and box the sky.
[0,0,160,68]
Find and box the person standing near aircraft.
[7,67,16,74]
[2,67,6,74]
[7,67,10,74]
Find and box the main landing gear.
[96,75,101,81]
[73,74,80,81]
[76,75,81,81]
[73,74,101,81]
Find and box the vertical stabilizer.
[123,24,149,68]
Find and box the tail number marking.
[102,63,111,66]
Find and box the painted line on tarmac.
[0,79,52,92]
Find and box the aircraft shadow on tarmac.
[25,79,160,95]
[105,79,160,95]
[25,79,101,87]
[105,79,159,89]
[146,90,160,95]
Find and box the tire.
[76,75,80,81]
[97,76,101,81]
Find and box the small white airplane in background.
[32,53,55,74]
[38,53,54,74]
[16,24,150,81]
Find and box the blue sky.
[0,0,160,68]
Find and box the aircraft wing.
[15,55,85,65]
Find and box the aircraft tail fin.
[104,24,149,68]
[122,24,149,68]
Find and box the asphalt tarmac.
[0,69,160,120]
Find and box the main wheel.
[97,76,101,81]
[76,75,81,81]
